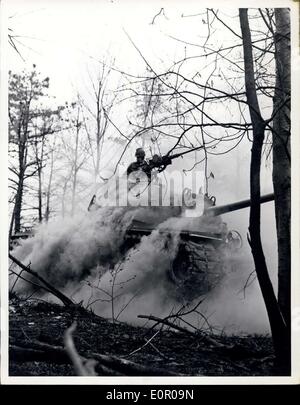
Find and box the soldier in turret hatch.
[126,148,152,181]
[127,147,173,181]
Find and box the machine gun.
[148,145,204,172]
[88,146,205,210]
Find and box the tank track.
[169,241,227,300]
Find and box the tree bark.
[14,168,25,233]
[272,8,291,329]
[239,8,290,374]
[9,198,16,241]
[37,165,43,223]
[14,138,27,233]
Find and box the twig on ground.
[21,328,31,342]
[148,341,169,360]
[126,330,160,357]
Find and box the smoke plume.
[11,198,274,335]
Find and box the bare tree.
[239,8,289,373]
[57,103,89,216]
[272,8,291,330]
[78,62,117,189]
[44,142,55,222]
[9,67,64,234]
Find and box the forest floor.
[9,295,277,377]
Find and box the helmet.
[135,148,145,157]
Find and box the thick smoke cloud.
[11,189,275,335]
[12,207,136,289]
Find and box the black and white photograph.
[1,0,299,383]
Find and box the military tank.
[89,176,274,300]
[123,193,274,300]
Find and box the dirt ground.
[9,295,276,377]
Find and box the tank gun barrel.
[204,193,274,217]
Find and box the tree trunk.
[62,183,67,218]
[239,8,290,374]
[272,8,291,329]
[14,171,24,233]
[45,149,54,222]
[14,141,27,233]
[71,169,77,217]
[71,118,80,217]
[9,196,17,241]
[95,90,101,184]
[37,166,43,223]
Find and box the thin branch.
[9,254,74,307]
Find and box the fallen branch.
[85,351,181,376]
[138,314,225,348]
[142,298,205,334]
[64,322,97,376]
[9,254,74,307]
[9,338,123,376]
[10,344,69,363]
[9,337,182,376]
[138,314,195,336]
